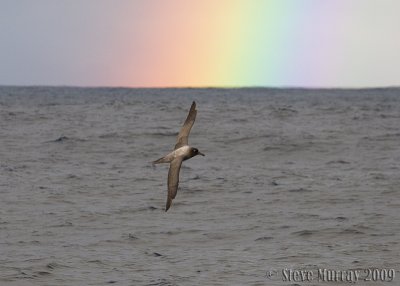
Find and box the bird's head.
[191,147,205,157]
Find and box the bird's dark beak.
[198,151,205,156]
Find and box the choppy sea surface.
[0,87,399,286]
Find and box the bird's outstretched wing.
[166,157,183,211]
[174,101,197,150]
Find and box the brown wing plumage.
[174,101,197,150]
[166,157,183,211]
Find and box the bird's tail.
[152,156,170,165]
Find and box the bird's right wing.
[174,101,197,150]
[166,157,183,211]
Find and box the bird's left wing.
[174,101,197,150]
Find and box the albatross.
[153,101,205,211]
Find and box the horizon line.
[1,84,400,90]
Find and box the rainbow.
[106,0,397,88]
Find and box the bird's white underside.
[173,145,190,158]
[160,145,190,163]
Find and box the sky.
[0,0,399,88]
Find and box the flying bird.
[153,101,205,212]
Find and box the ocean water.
[0,87,399,286]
